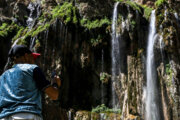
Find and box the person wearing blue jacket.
[0,45,61,120]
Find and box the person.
[0,45,61,120]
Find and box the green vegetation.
[32,23,50,37]
[130,20,136,30]
[80,18,111,47]
[165,64,173,77]
[51,2,78,24]
[165,64,173,87]
[115,0,142,13]
[80,18,111,30]
[0,23,9,37]
[34,39,41,49]
[155,0,167,7]
[39,11,52,23]
[12,22,50,46]
[0,23,19,37]
[125,0,142,13]
[90,35,102,47]
[142,5,153,20]
[117,15,122,25]
[92,104,121,114]
[0,23,8,30]
[100,72,111,84]
[12,26,25,41]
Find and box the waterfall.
[4,0,41,71]
[26,0,41,28]
[174,12,180,28]
[174,12,179,22]
[159,34,164,61]
[145,10,160,120]
[111,2,120,109]
[30,36,37,51]
[27,0,41,50]
[100,113,105,120]
[164,9,167,21]
[12,38,21,47]
[68,110,72,120]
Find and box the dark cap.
[8,45,41,60]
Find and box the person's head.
[8,45,41,64]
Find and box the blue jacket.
[0,64,42,118]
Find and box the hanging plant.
[100,72,111,84]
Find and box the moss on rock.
[0,23,19,38]
[155,0,168,8]
[51,2,79,24]
[142,5,153,20]
[80,17,111,30]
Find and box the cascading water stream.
[111,2,120,109]
[159,33,164,61]
[30,36,37,51]
[68,110,72,120]
[4,0,40,71]
[145,10,160,120]
[164,9,167,21]
[27,0,41,28]
[174,12,180,55]
[174,12,179,24]
[27,0,41,50]
[174,12,178,19]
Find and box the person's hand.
[54,75,61,88]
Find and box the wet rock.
[133,0,155,7]
[157,61,180,120]
[13,0,31,24]
[74,111,91,120]
[0,0,180,120]
[76,0,113,19]
[41,0,57,10]
[125,114,140,120]
[0,0,17,19]
[43,102,68,120]
[74,111,122,120]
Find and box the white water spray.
[174,12,179,21]
[30,36,37,51]
[164,9,168,21]
[174,12,180,28]
[145,10,160,120]
[159,34,165,61]
[111,2,120,109]
[26,0,41,28]
[27,0,41,50]
[68,110,72,120]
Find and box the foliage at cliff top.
[142,5,153,20]
[92,104,121,114]
[11,1,112,47]
[155,0,168,7]
[125,0,142,13]
[51,2,111,30]
[80,18,111,30]
[51,2,78,24]
[12,22,50,45]
[115,0,142,13]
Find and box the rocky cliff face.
[0,0,179,120]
